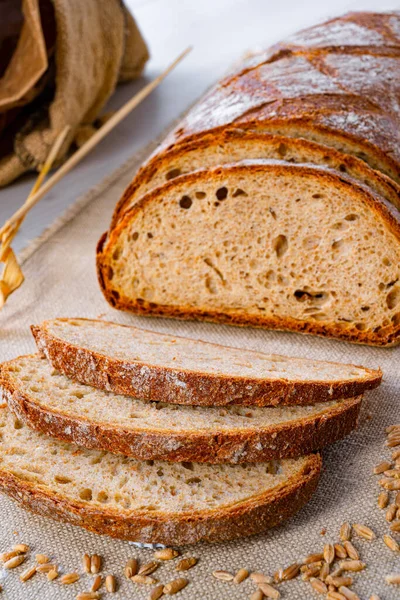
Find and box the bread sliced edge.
[0,359,362,463]
[31,321,382,406]
[0,410,321,545]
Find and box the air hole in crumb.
[55,475,72,484]
[147,232,153,238]
[97,491,109,503]
[216,187,228,200]
[312,193,324,199]
[355,323,367,331]
[195,191,206,199]
[108,267,114,280]
[14,419,23,430]
[383,257,391,267]
[392,313,400,326]
[277,143,287,157]
[112,248,121,260]
[111,290,120,300]
[232,188,247,197]
[345,213,359,221]
[361,306,370,312]
[387,287,400,310]
[273,234,288,257]
[179,195,192,209]
[269,208,277,219]
[339,164,347,173]
[157,468,164,477]
[79,488,93,501]
[186,477,201,485]
[165,168,181,180]
[72,391,84,399]
[182,462,194,471]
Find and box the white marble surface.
[1,0,399,254]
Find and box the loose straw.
[0,46,192,308]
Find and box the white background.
[1,0,399,254]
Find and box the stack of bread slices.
[0,318,381,546]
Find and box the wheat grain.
[378,491,389,509]
[352,524,375,540]
[258,582,280,598]
[154,548,179,561]
[212,570,234,581]
[309,577,327,594]
[175,557,197,571]
[234,568,249,583]
[385,573,400,584]
[91,575,102,592]
[343,541,359,560]
[20,565,37,582]
[60,572,79,584]
[163,578,188,595]
[4,555,25,569]
[124,558,138,578]
[339,586,360,600]
[105,574,116,593]
[149,584,164,600]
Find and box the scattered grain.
[139,562,159,576]
[234,568,249,583]
[352,524,375,540]
[309,577,327,594]
[60,572,79,584]
[149,584,164,600]
[258,582,280,598]
[4,555,25,569]
[13,544,29,554]
[339,560,365,572]
[339,586,360,600]
[175,557,197,572]
[83,553,91,573]
[105,574,116,593]
[212,570,234,581]
[91,575,102,592]
[386,573,400,584]
[47,569,58,581]
[386,504,397,521]
[343,541,359,560]
[124,558,138,578]
[154,548,179,561]
[35,554,49,564]
[326,576,353,587]
[334,544,347,559]
[163,578,188,595]
[250,591,264,600]
[91,555,102,574]
[324,544,335,564]
[250,572,273,584]
[131,575,158,585]
[37,563,56,573]
[378,491,389,509]
[303,552,324,564]
[383,534,400,552]
[374,461,391,474]
[340,523,351,542]
[76,594,100,600]
[20,565,37,582]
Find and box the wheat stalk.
[0,47,191,309]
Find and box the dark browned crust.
[110,130,400,227]
[97,161,400,347]
[1,363,362,463]
[0,450,322,545]
[31,321,381,407]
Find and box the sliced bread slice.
[0,355,362,463]
[97,160,400,346]
[32,318,381,406]
[112,131,400,226]
[0,405,321,545]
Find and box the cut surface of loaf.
[97,160,400,346]
[113,130,400,226]
[31,318,381,406]
[0,406,321,544]
[0,354,362,463]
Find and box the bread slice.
[0,405,321,544]
[31,318,381,406]
[0,354,362,464]
[112,131,400,226]
[97,160,400,346]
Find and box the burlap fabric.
[0,0,149,187]
[0,137,398,598]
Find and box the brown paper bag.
[0,0,149,187]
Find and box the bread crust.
[0,366,362,463]
[0,452,321,545]
[31,321,381,407]
[97,161,400,346]
[111,130,400,227]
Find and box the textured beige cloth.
[0,138,399,598]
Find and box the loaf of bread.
[0,405,321,545]
[97,11,400,346]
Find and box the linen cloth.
[0,136,398,599]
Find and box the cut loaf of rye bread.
[0,405,322,545]
[31,318,381,407]
[0,355,363,464]
[97,160,400,346]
